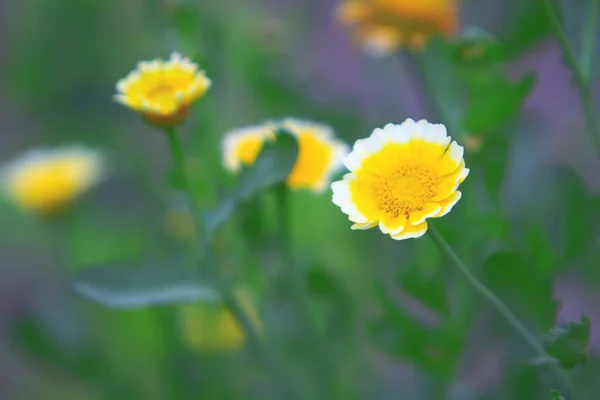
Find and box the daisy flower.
[332,119,468,240]
[114,52,211,126]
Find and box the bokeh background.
[1,0,600,399]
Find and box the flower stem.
[427,224,573,394]
[166,127,200,216]
[220,287,302,399]
[165,127,301,399]
[544,0,600,159]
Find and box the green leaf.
[369,282,463,377]
[463,72,535,133]
[235,129,298,200]
[72,265,218,309]
[450,27,506,67]
[551,389,565,400]
[544,314,591,369]
[483,251,557,329]
[203,129,298,237]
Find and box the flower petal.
[331,179,368,223]
[408,203,442,225]
[379,213,407,235]
[352,220,378,230]
[435,191,462,218]
[391,220,428,240]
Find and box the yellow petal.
[435,191,462,218]
[351,220,378,230]
[408,203,441,225]
[391,220,428,240]
[379,213,407,234]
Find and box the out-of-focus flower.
[335,0,458,55]
[331,119,468,240]
[178,289,262,352]
[1,146,104,215]
[114,52,211,127]
[222,123,277,173]
[281,119,349,192]
[221,119,348,193]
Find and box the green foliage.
[483,251,557,329]
[551,389,565,400]
[203,129,298,237]
[72,264,218,309]
[544,314,591,369]
[3,0,600,398]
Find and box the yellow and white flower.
[114,52,211,126]
[221,119,349,193]
[281,119,349,192]
[335,0,458,55]
[331,119,468,240]
[1,145,104,214]
[222,123,277,173]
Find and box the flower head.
[1,146,104,215]
[335,0,458,55]
[281,119,349,192]
[332,119,468,240]
[221,119,349,193]
[222,123,277,173]
[178,289,262,352]
[114,52,211,127]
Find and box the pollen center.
[376,164,436,218]
[146,84,176,103]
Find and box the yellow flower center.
[145,84,177,104]
[350,141,456,221]
[287,131,333,188]
[376,164,436,218]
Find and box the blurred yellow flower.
[222,123,277,173]
[332,119,468,240]
[221,119,348,192]
[335,0,458,55]
[178,290,262,352]
[281,119,349,192]
[1,146,104,215]
[114,52,211,127]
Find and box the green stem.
[581,0,599,80]
[544,0,600,159]
[221,288,301,399]
[166,127,199,216]
[427,224,573,394]
[165,128,301,399]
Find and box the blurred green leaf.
[370,282,463,377]
[554,168,599,266]
[203,129,298,237]
[473,132,511,203]
[544,314,591,369]
[483,251,557,329]
[526,225,556,273]
[551,389,565,400]
[450,27,506,67]
[463,72,535,133]
[72,265,218,309]
[235,129,298,200]
[398,270,449,317]
[502,1,552,58]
